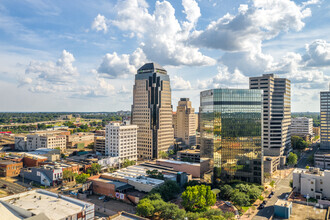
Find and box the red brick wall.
[91,179,116,197]
[0,162,23,177]
[23,157,47,167]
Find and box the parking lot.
[86,195,136,216]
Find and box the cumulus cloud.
[96,48,147,78]
[71,78,115,98]
[191,0,311,52]
[197,65,248,89]
[272,47,330,89]
[91,14,108,33]
[171,75,192,91]
[303,39,330,67]
[21,50,79,93]
[106,0,215,66]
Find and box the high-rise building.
[249,74,291,157]
[291,117,313,137]
[131,63,174,159]
[200,89,263,185]
[173,98,197,146]
[321,91,330,148]
[105,122,138,162]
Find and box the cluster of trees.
[137,182,234,220]
[87,163,101,175]
[146,169,164,180]
[121,159,136,168]
[219,184,263,207]
[291,136,310,150]
[75,173,90,184]
[0,112,60,124]
[149,180,181,201]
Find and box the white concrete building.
[291,117,313,137]
[0,189,94,220]
[15,134,66,152]
[105,122,138,162]
[293,167,330,200]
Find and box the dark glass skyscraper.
[200,89,263,184]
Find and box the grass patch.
[241,206,250,213]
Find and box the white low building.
[291,117,313,137]
[0,189,94,220]
[293,167,330,200]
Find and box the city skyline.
[1,0,329,112]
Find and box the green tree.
[270,180,275,188]
[121,159,136,168]
[150,180,180,201]
[89,163,101,175]
[63,170,77,182]
[307,155,314,165]
[231,190,250,206]
[159,151,169,159]
[291,136,308,150]
[146,169,164,180]
[287,152,298,166]
[136,199,155,218]
[220,184,233,200]
[75,173,90,184]
[181,185,216,212]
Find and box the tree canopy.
[75,173,90,184]
[291,136,309,150]
[150,180,180,201]
[181,185,216,212]
[287,152,298,166]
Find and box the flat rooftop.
[93,178,128,188]
[157,159,200,166]
[275,199,292,207]
[0,189,93,220]
[178,149,200,154]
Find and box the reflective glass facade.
[200,89,263,184]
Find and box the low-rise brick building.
[0,159,23,177]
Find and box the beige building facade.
[250,74,291,157]
[173,98,197,146]
[131,63,174,159]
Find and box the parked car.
[268,193,273,198]
[258,204,264,210]
[225,201,232,207]
[98,195,105,200]
[1,184,7,189]
[262,200,267,205]
[271,191,274,195]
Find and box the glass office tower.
[200,89,263,185]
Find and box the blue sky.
[0,0,329,112]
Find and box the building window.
[311,189,314,191]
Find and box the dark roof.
[137,62,166,74]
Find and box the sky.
[0,0,329,112]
